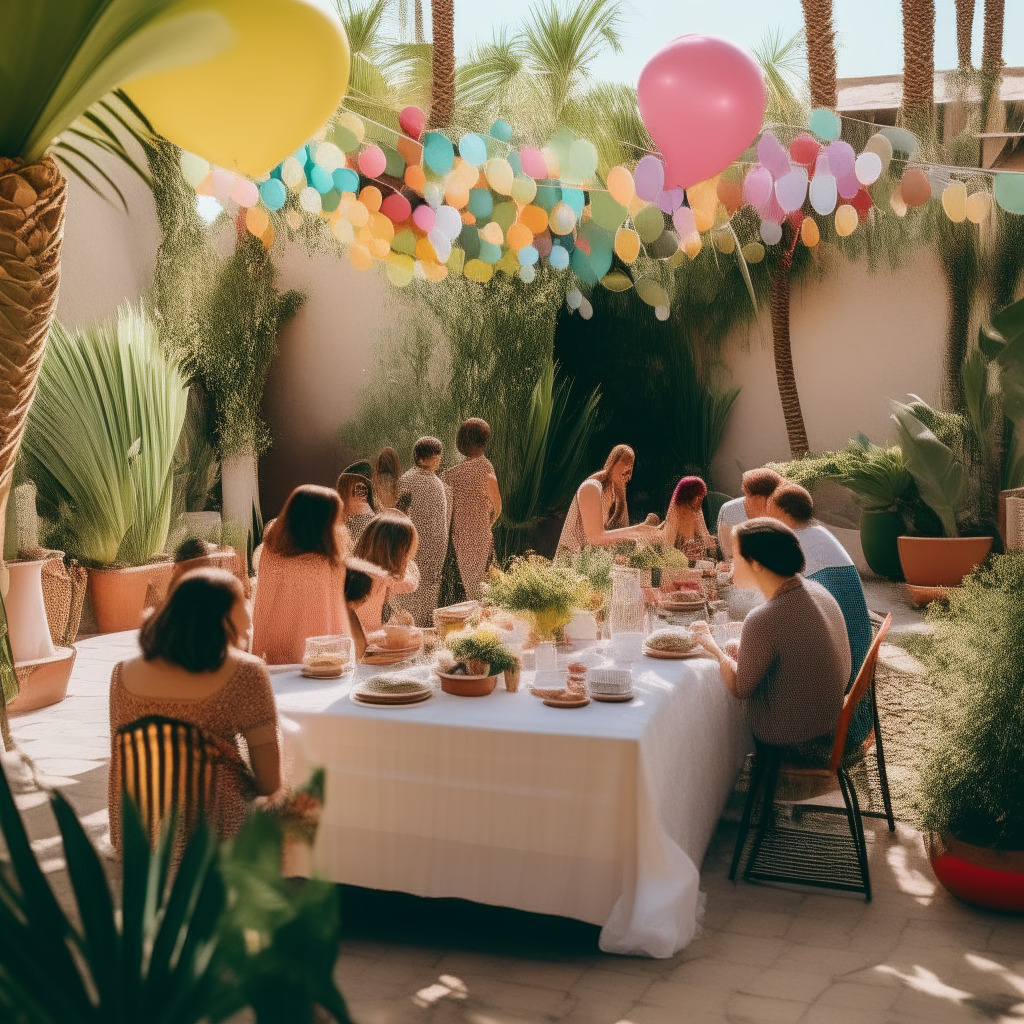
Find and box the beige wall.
[55,158,160,330]
[711,248,949,496]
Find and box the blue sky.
[313,0,1024,85]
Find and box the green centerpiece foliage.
[623,542,688,571]
[0,762,350,1023]
[556,544,615,609]
[22,305,187,567]
[484,554,590,639]
[916,552,1024,851]
[445,628,518,674]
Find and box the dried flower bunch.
[484,554,592,638]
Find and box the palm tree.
[800,0,837,108]
[901,0,936,124]
[430,0,457,127]
[982,0,1004,73]
[0,0,348,745]
[955,0,976,68]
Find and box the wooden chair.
[115,715,250,847]
[729,614,893,901]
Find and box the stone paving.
[4,626,1023,1024]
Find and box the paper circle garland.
[995,173,1024,214]
[942,183,968,223]
[966,191,991,224]
[834,204,858,236]
[759,219,783,245]
[900,169,931,208]
[855,151,883,186]
[800,216,820,247]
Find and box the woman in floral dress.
[397,437,448,625]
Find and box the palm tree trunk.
[982,0,1004,73]
[414,0,424,44]
[901,0,936,124]
[0,158,66,561]
[955,0,975,68]
[800,0,838,108]
[429,0,455,128]
[771,233,809,457]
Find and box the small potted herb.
[440,628,518,695]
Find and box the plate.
[300,664,347,679]
[660,601,706,613]
[643,647,704,660]
[591,692,634,702]
[543,695,590,708]
[361,645,421,665]
[352,689,432,706]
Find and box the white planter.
[221,452,260,537]
[6,559,57,663]
[564,609,598,641]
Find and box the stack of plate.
[587,667,634,703]
[361,643,421,666]
[352,675,433,706]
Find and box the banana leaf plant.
[0,759,350,1023]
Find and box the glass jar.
[302,635,353,678]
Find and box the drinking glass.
[302,635,353,678]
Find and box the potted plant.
[484,554,590,642]
[557,545,614,638]
[916,553,1024,911]
[445,628,521,691]
[22,306,188,632]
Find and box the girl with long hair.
[661,475,719,562]
[352,513,420,633]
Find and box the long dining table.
[272,647,751,958]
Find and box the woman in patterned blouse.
[691,518,851,765]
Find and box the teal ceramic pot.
[859,510,905,578]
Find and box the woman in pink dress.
[442,418,501,601]
[251,485,349,664]
[352,513,420,634]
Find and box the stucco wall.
[711,248,949,497]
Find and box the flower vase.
[504,664,521,692]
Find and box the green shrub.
[916,552,1024,850]
[445,628,518,673]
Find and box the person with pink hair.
[660,476,720,562]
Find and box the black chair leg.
[743,749,781,881]
[838,766,872,901]
[871,686,895,832]
[729,752,766,881]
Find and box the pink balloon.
[673,205,697,237]
[744,165,773,207]
[381,193,412,223]
[656,187,685,213]
[758,192,785,225]
[757,132,791,180]
[519,146,548,179]
[412,204,435,232]
[634,155,665,202]
[638,35,767,191]
[837,171,860,200]
[231,177,259,208]
[399,106,425,139]
[358,145,387,178]
[825,141,855,181]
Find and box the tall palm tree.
[955,0,975,68]
[800,0,837,109]
[430,0,456,127]
[982,0,1004,73]
[901,0,936,124]
[0,0,348,745]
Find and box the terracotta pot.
[9,647,77,716]
[926,832,1024,913]
[436,671,497,697]
[896,536,993,588]
[860,510,905,578]
[87,562,175,633]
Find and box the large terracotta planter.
[87,562,175,633]
[897,535,993,588]
[860,510,905,578]
[9,648,77,716]
[926,832,1024,913]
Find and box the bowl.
[381,623,419,649]
[436,671,498,697]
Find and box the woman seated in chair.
[352,512,420,635]
[691,518,851,766]
[251,484,350,664]
[109,568,280,849]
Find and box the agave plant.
[0,760,350,1023]
[22,305,188,566]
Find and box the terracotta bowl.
[436,671,498,697]
[897,536,993,587]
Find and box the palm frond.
[753,26,809,128]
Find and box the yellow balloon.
[686,175,721,233]
[245,205,269,237]
[712,229,735,254]
[966,191,991,224]
[835,204,859,236]
[549,201,576,235]
[281,155,305,189]
[447,249,466,276]
[606,166,635,206]
[484,158,514,195]
[741,242,765,264]
[942,183,968,223]
[336,111,365,145]
[349,244,374,270]
[464,258,494,283]
[541,146,560,177]
[800,216,820,247]
[683,234,702,258]
[480,221,504,246]
[125,0,350,177]
[386,253,415,287]
[890,192,908,217]
[510,174,538,205]
[331,218,354,243]
[614,227,641,264]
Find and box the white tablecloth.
[273,651,750,957]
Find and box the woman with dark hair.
[397,437,448,625]
[442,418,501,601]
[251,484,349,664]
[661,475,719,561]
[557,444,658,554]
[352,513,420,633]
[691,518,851,764]
[335,461,375,544]
[108,568,280,848]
